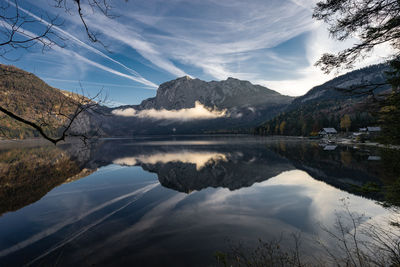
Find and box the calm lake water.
[0,136,399,266]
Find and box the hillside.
[256,64,391,136]
[0,64,95,139]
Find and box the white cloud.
[259,20,394,96]
[112,101,227,120]
[10,1,158,89]
[41,45,158,88]
[23,0,395,98]
[72,53,158,88]
[135,1,316,82]
[68,0,318,89]
[119,0,393,96]
[43,78,153,89]
[83,14,189,77]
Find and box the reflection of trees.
[380,148,400,206]
[267,142,400,203]
[0,144,91,215]
[340,151,353,166]
[385,179,400,207]
[380,148,400,183]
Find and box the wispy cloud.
[124,0,317,81]
[15,0,393,99]
[259,21,395,95]
[112,101,227,120]
[72,53,157,88]
[43,78,154,89]
[10,1,158,88]
[114,0,390,94]
[60,0,318,87]
[82,15,189,77]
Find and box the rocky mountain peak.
[173,75,193,81]
[140,77,293,111]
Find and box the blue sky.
[1,0,393,105]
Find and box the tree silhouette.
[313,0,400,74]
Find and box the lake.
[0,136,399,266]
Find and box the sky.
[1,0,394,106]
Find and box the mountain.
[138,76,291,110]
[102,76,293,135]
[256,64,392,136]
[291,64,390,107]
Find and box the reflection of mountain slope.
[87,138,395,196]
[99,139,295,193]
[0,142,93,215]
[143,150,293,192]
[142,158,280,193]
[266,142,387,200]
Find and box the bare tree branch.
[0,0,117,144]
[313,0,400,73]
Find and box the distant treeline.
[255,101,377,136]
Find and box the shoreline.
[333,138,400,150]
[1,135,399,150]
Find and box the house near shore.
[367,126,381,137]
[353,126,381,141]
[319,128,338,137]
[357,126,381,133]
[323,145,337,151]
[367,126,381,133]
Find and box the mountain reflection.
[97,138,294,193]
[0,136,399,216]
[113,151,228,171]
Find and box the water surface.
[0,136,398,266]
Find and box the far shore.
[333,137,400,150]
[1,135,399,150]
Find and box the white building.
[319,128,338,136]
